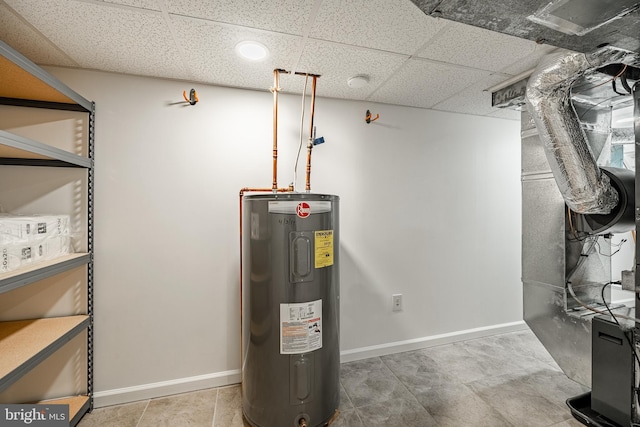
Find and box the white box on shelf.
[0,214,72,273]
[0,241,35,272]
[32,235,71,262]
[0,214,71,244]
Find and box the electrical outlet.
[392,294,403,312]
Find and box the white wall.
[43,68,523,406]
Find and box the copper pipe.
[271,70,281,192]
[240,187,289,196]
[305,145,312,192]
[326,410,341,426]
[239,186,288,304]
[305,76,318,192]
[239,186,289,369]
[309,76,317,139]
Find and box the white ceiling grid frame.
[0,1,78,67]
[499,44,565,75]
[170,15,304,90]
[362,22,451,103]
[431,72,515,116]
[158,0,197,83]
[288,0,324,74]
[310,0,448,54]
[4,0,191,80]
[0,0,537,120]
[416,19,544,73]
[368,57,493,109]
[100,0,161,11]
[166,0,317,36]
[286,39,408,99]
[488,108,521,120]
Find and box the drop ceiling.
[0,0,590,121]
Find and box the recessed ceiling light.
[235,41,269,61]
[347,75,369,89]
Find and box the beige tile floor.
[78,329,589,427]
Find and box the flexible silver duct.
[525,47,640,214]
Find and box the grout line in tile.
[377,353,439,420]
[211,388,219,427]
[134,399,150,427]
[352,405,366,426]
[338,381,355,410]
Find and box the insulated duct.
[525,48,640,215]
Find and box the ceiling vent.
[528,0,640,36]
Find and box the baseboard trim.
[93,320,528,408]
[340,320,528,363]
[93,369,242,408]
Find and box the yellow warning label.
[314,230,334,268]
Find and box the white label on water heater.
[280,299,322,354]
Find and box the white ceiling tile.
[166,0,316,36]
[417,20,542,72]
[431,73,513,116]
[281,40,407,100]
[5,0,191,80]
[100,0,161,10]
[310,0,448,54]
[171,17,302,91]
[487,108,522,121]
[0,0,577,117]
[500,45,568,75]
[368,58,491,109]
[0,3,77,67]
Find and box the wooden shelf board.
[0,144,49,160]
[0,55,75,105]
[0,42,92,111]
[0,316,89,389]
[38,395,91,426]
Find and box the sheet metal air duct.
[525,47,640,216]
[521,48,640,387]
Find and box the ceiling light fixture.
[235,41,269,61]
[347,75,369,89]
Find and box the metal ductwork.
[408,1,640,423]
[409,0,640,55]
[521,47,639,390]
[525,48,640,215]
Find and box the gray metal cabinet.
[0,40,94,426]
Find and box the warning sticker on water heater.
[280,299,322,354]
[314,230,334,268]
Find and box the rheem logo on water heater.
[296,202,311,218]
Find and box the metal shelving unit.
[0,40,94,425]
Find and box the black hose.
[601,282,640,372]
[620,72,633,94]
[612,80,627,96]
